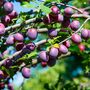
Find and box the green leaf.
[45,0,61,3]
[56,0,62,3]
[27,51,37,58]
[18,51,37,61]
[40,3,51,14]
[10,66,18,69]
[21,2,36,8]
[1,66,10,76]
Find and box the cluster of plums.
[20,6,90,79]
[0,1,18,35]
[20,27,90,79]
[0,3,90,90]
[5,28,37,51]
[2,1,18,25]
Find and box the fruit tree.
[0,0,90,90]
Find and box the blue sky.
[14,1,30,13]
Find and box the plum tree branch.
[51,2,84,13]
[5,18,42,31]
[4,12,90,33]
[5,51,71,85]
[59,17,90,44]
[3,18,90,83]
[5,16,89,82]
[72,14,90,18]
[58,3,83,14]
[0,3,90,69]
[14,16,89,68]
[83,6,90,10]
[1,17,90,66]
[19,52,71,70]
[0,39,47,66]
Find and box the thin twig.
[5,18,42,31]
[83,6,90,10]
[59,3,83,14]
[72,14,90,18]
